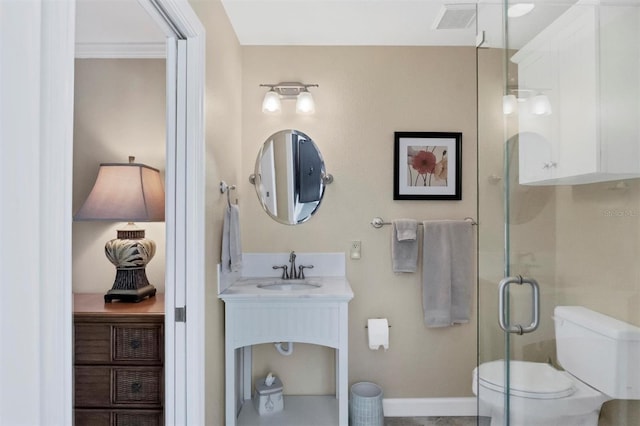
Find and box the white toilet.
[473,306,640,426]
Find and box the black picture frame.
[393,131,462,200]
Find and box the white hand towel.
[391,219,418,273]
[422,220,473,327]
[222,204,242,272]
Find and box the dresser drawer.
[75,366,112,407]
[113,325,163,363]
[75,409,163,426]
[75,366,163,408]
[75,323,163,365]
[113,367,163,405]
[75,323,111,363]
[74,409,111,426]
[113,410,163,426]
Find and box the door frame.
[139,1,206,423]
[0,1,77,424]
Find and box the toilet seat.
[477,360,576,399]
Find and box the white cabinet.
[513,3,640,185]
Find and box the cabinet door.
[598,5,640,177]
[517,43,557,184]
[554,6,598,180]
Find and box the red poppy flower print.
[411,150,436,174]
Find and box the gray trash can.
[349,382,384,426]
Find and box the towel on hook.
[422,220,474,327]
[391,219,419,273]
[222,204,242,273]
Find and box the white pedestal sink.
[219,268,353,426]
[256,279,321,291]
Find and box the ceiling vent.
[433,4,477,30]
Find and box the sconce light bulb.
[503,94,518,115]
[296,91,315,114]
[530,94,552,116]
[262,90,281,113]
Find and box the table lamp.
[75,156,165,303]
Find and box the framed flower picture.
[394,132,462,200]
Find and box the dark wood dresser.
[73,293,164,426]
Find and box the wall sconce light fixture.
[260,82,319,114]
[503,88,552,116]
[74,156,165,303]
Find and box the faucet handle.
[272,265,289,279]
[298,265,314,279]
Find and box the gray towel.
[222,204,242,272]
[422,220,473,327]
[391,219,418,273]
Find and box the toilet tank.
[554,306,640,399]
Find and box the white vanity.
[218,253,353,426]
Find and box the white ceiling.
[220,0,478,46]
[75,0,574,55]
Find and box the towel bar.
[370,216,477,229]
[220,181,237,207]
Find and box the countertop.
[218,276,353,301]
[74,293,164,315]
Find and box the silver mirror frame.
[249,129,333,225]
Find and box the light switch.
[350,240,361,260]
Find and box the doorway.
[73,1,206,424]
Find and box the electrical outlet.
[350,240,362,260]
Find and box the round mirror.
[250,129,332,225]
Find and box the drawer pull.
[130,339,142,350]
[131,382,143,393]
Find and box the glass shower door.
[477,1,640,424]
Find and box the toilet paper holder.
[365,321,391,328]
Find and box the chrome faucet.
[272,251,314,280]
[289,251,297,279]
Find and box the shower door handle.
[498,275,540,335]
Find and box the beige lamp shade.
[75,162,165,222]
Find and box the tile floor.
[385,417,491,426]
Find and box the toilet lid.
[477,360,576,399]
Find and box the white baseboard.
[383,397,477,417]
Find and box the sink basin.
[257,280,322,291]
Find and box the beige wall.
[72,59,166,294]
[241,46,478,397]
[554,181,640,324]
